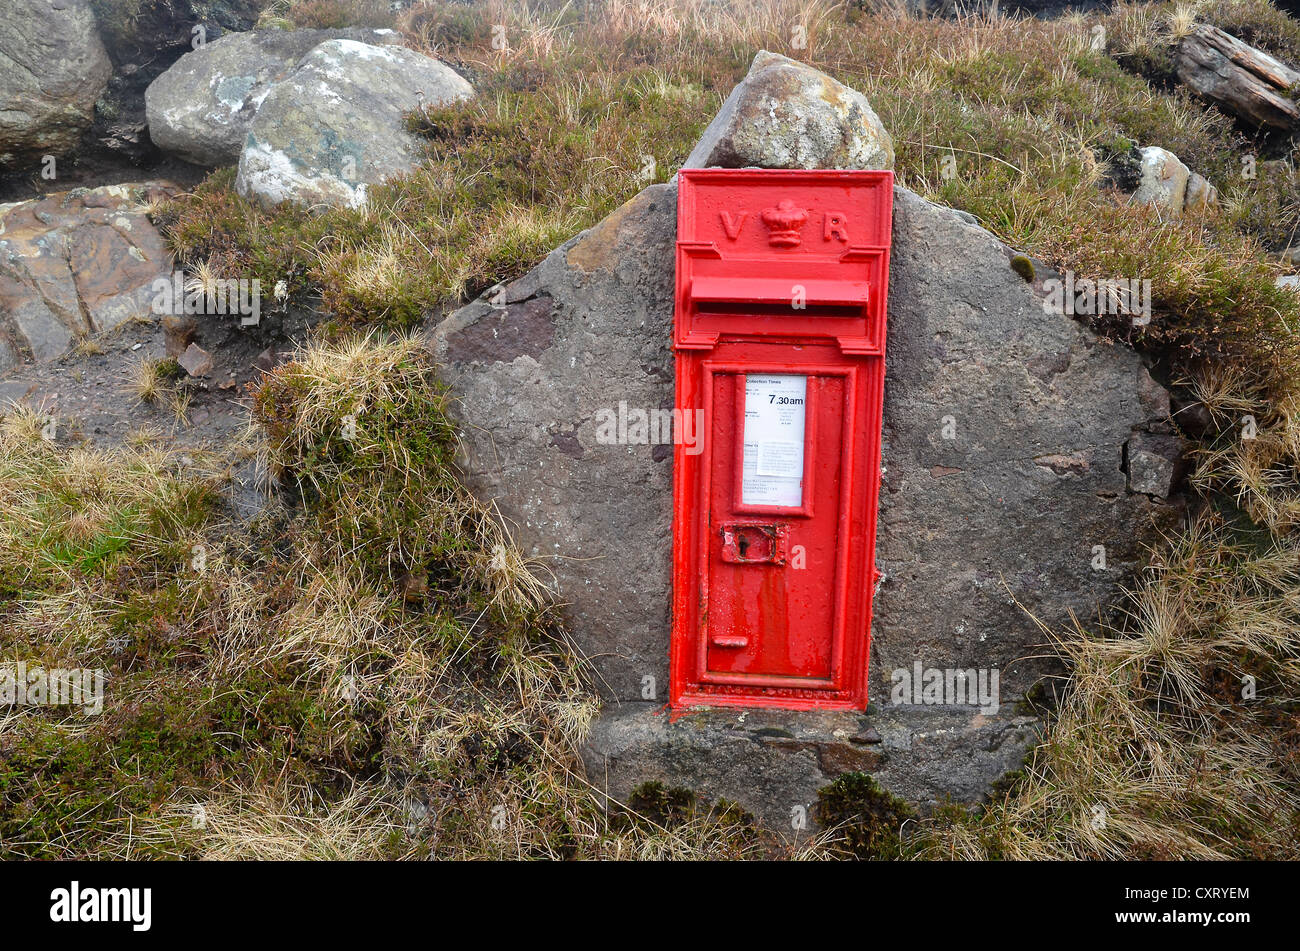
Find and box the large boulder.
[88,0,264,163]
[0,0,112,167]
[235,39,473,209]
[145,27,403,167]
[427,54,1180,816]
[426,176,1180,810]
[428,182,1179,811]
[684,50,893,171]
[0,183,176,367]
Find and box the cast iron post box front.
[670,169,893,711]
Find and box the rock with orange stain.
[0,182,176,367]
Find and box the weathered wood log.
[1198,24,1300,88]
[1174,25,1300,132]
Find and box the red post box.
[670,169,893,711]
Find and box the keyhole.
[737,534,750,557]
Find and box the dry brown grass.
[115,780,412,861]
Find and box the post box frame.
[670,169,894,712]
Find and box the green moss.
[1018,679,1060,715]
[988,769,1028,801]
[610,781,757,846]
[815,772,917,860]
[626,781,698,827]
[914,798,1014,860]
[155,357,183,380]
[1009,254,1035,283]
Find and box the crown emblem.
[760,199,808,248]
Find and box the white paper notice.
[742,374,807,507]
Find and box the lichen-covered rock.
[0,0,112,167]
[145,27,403,167]
[1132,146,1190,211]
[88,0,264,164]
[0,183,175,364]
[234,39,473,209]
[1123,146,1218,215]
[683,50,893,171]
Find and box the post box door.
[699,355,855,687]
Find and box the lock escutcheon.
[719,521,788,565]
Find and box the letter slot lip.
[719,520,789,565]
[676,242,888,355]
[689,276,869,310]
[710,634,750,648]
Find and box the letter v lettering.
[720,211,747,240]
